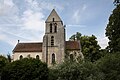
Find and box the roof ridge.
[66,41,79,42]
[18,42,43,44]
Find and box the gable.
[46,9,62,22]
[13,43,42,52]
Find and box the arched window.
[51,36,54,46]
[50,23,52,33]
[52,53,55,64]
[54,23,57,33]
[36,55,39,60]
[70,54,73,61]
[19,55,23,60]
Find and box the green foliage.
[50,61,104,80]
[76,32,82,40]
[106,4,120,53]
[0,55,8,69]
[81,35,101,62]
[69,32,82,41]
[114,0,120,6]
[57,62,81,80]
[1,58,48,80]
[69,32,101,62]
[96,53,120,80]
[99,49,108,58]
[49,52,120,80]
[7,53,11,62]
[69,34,76,41]
[0,55,8,80]
[1,53,120,80]
[48,68,59,80]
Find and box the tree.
[0,55,8,69]
[0,55,8,80]
[48,68,59,80]
[99,49,108,58]
[69,34,76,41]
[69,32,101,62]
[113,0,120,6]
[69,32,81,41]
[106,4,120,53]
[1,58,48,80]
[81,35,101,62]
[7,53,11,62]
[96,52,120,79]
[52,61,104,80]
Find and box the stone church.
[13,9,83,66]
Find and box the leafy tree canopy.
[1,58,48,80]
[69,32,101,62]
[114,0,120,6]
[50,61,104,80]
[106,4,120,53]
[96,52,120,80]
[0,55,8,69]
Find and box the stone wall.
[13,52,42,61]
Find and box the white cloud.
[72,10,81,23]
[21,9,45,31]
[25,0,42,11]
[0,0,46,43]
[0,0,18,16]
[4,0,14,6]
[82,4,87,11]
[25,0,64,12]
[0,34,6,40]
[67,24,86,28]
[0,0,65,54]
[72,4,87,24]
[97,37,109,49]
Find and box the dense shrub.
[96,53,120,80]
[49,61,104,80]
[1,58,48,80]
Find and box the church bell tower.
[42,9,65,66]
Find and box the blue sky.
[0,0,115,55]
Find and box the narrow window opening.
[52,53,55,64]
[51,36,54,46]
[54,23,57,33]
[50,23,52,33]
[53,18,54,22]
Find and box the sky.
[0,0,115,55]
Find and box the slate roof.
[13,41,80,52]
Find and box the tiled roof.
[13,41,80,52]
[13,43,42,52]
[65,41,81,50]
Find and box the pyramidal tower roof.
[46,9,62,22]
